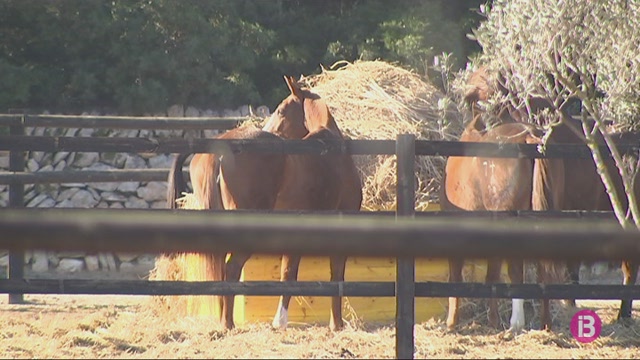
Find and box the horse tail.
[529,136,567,283]
[198,154,226,320]
[531,157,565,212]
[188,154,225,211]
[167,152,227,319]
[528,136,567,329]
[167,153,191,209]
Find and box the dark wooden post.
[395,134,416,359]
[8,117,25,304]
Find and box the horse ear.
[284,75,304,99]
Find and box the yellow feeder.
[174,203,509,327]
[233,255,495,326]
[230,204,506,326]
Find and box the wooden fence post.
[395,134,416,359]
[8,116,25,304]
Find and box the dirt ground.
[1,266,639,359]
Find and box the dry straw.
[148,194,216,319]
[298,59,465,210]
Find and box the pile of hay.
[298,60,465,210]
[149,195,222,319]
[149,251,221,319]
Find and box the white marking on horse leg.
[510,298,525,332]
[272,305,288,329]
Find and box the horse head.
[464,65,564,125]
[263,75,343,139]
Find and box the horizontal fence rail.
[164,208,620,220]
[0,169,175,185]
[1,135,637,158]
[0,114,245,130]
[1,208,640,262]
[2,280,640,300]
[0,207,623,220]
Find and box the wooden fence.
[2,113,640,359]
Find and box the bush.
[0,0,484,113]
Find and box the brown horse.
[167,126,287,331]
[463,65,640,322]
[547,117,640,318]
[463,65,561,124]
[441,107,565,331]
[168,76,362,331]
[263,76,363,331]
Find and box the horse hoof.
[509,319,524,333]
[501,329,517,341]
[330,319,344,332]
[271,318,288,330]
[272,306,288,330]
[446,316,457,332]
[445,325,457,334]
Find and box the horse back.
[275,127,362,211]
[549,118,622,210]
[218,127,286,210]
[191,126,286,210]
[443,122,541,211]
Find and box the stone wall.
[0,103,269,276]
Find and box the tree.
[0,1,486,113]
[470,0,640,230]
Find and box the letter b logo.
[571,309,601,343]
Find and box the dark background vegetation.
[0,0,486,115]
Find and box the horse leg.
[329,255,347,331]
[219,252,251,330]
[506,259,525,332]
[447,259,464,331]
[486,258,504,329]
[563,260,581,308]
[272,254,301,329]
[618,260,639,321]
[536,261,553,331]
